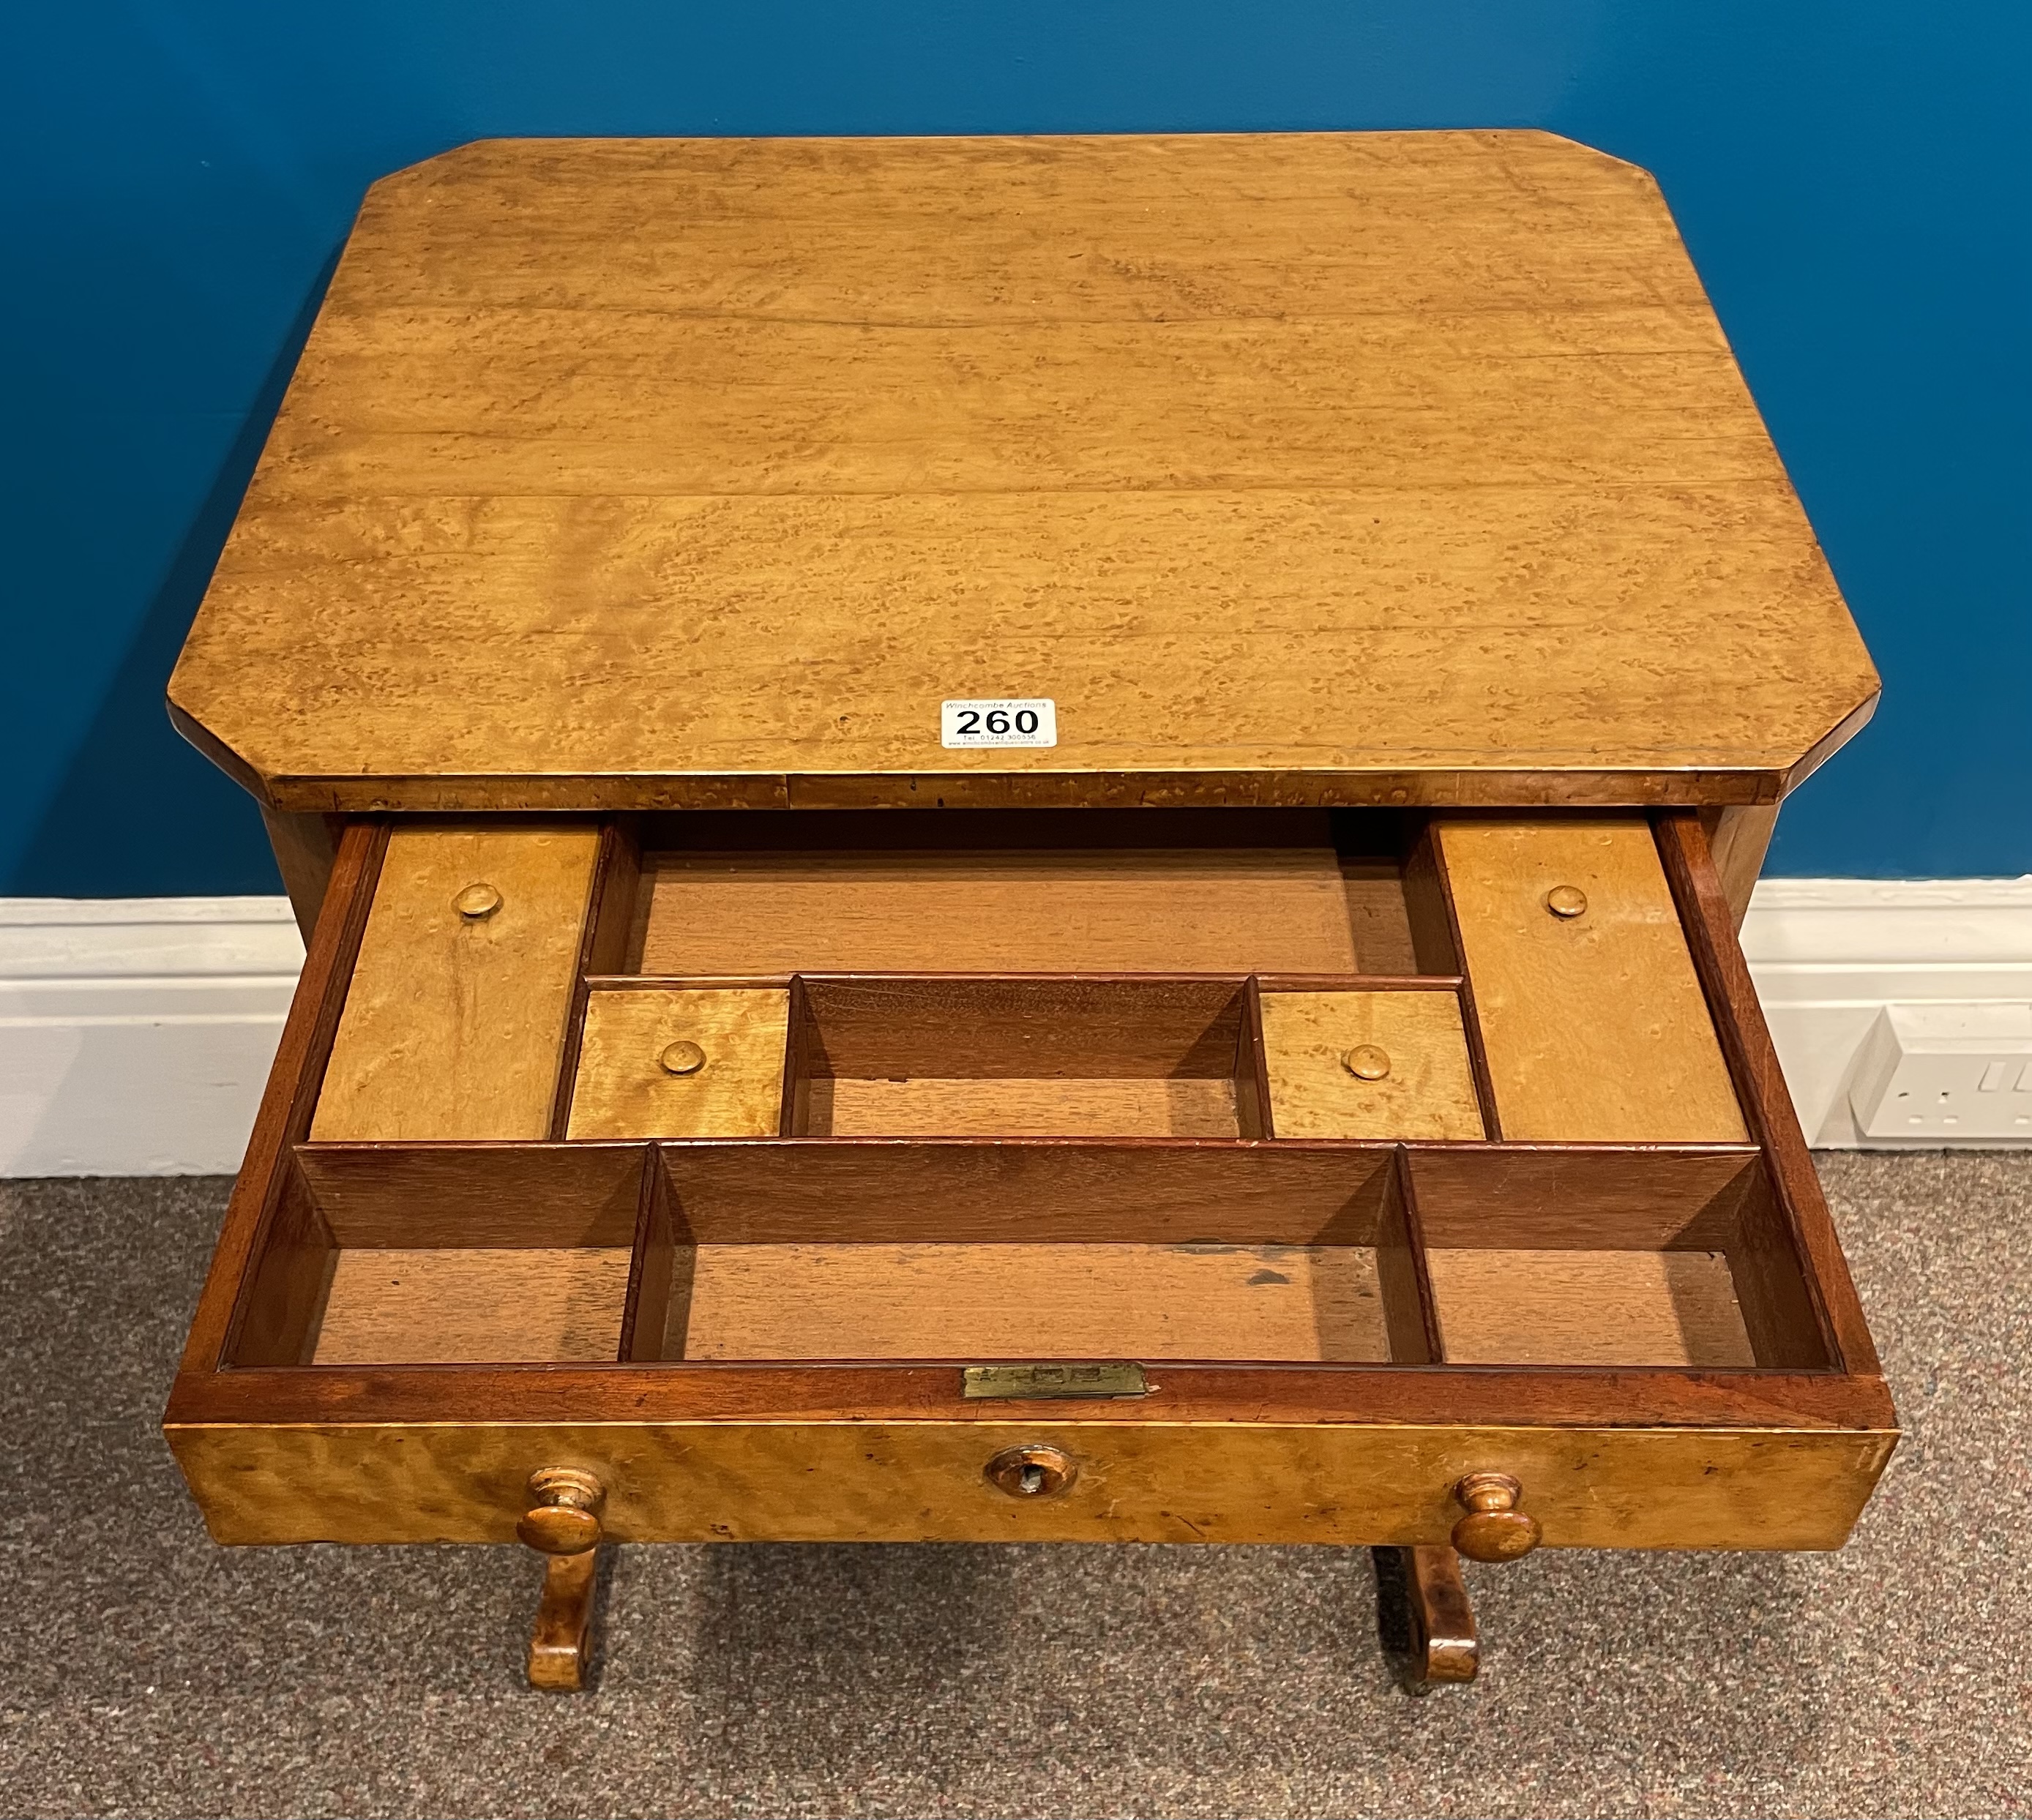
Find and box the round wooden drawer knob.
[455,882,503,921]
[1450,1471,1541,1562]
[660,1040,707,1076]
[1544,885,1588,919]
[517,1467,605,1554]
[985,1444,1077,1499]
[1341,1044,1391,1081]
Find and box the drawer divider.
[1239,977,1277,1139]
[619,1146,693,1363]
[1382,1147,1444,1365]
[1405,824,1502,1139]
[548,820,643,1140]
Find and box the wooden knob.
[1544,885,1588,920]
[660,1039,707,1076]
[1341,1044,1391,1080]
[985,1444,1077,1499]
[1450,1472,1541,1562]
[455,882,503,920]
[517,1467,605,1554]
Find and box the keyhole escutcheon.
[985,1444,1078,1499]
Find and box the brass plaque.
[961,1363,1149,1401]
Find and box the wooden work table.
[163,133,1891,1697]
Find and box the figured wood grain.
[1436,818,1749,1142]
[311,824,599,1140]
[166,1415,1896,1550]
[804,1076,1242,1137]
[635,847,1372,975]
[310,1248,631,1364]
[567,989,790,1138]
[1260,990,1484,1139]
[679,1241,1390,1362]
[1427,1248,1756,1368]
[168,132,1877,811]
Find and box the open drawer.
[166,809,1896,1553]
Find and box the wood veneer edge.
[1653,812,1887,1382]
[163,1359,1898,1433]
[173,820,389,1388]
[251,767,1788,818]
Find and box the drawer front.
[169,1418,1893,1551]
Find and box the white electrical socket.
[1848,1003,2032,1140]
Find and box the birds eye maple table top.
[168,130,1877,816]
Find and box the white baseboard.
[1740,876,2032,1147]
[0,898,303,1176]
[3,879,2028,1175]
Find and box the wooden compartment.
[227,1143,644,1366]
[786,975,1266,1137]
[629,1140,1429,1363]
[624,809,1440,978]
[1406,1146,1831,1369]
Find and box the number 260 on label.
[941,698,1058,748]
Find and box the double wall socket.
[1848,1003,2032,1140]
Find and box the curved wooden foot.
[528,1546,602,1691]
[1372,1545,1479,1692]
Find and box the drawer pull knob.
[1544,885,1588,919]
[1450,1472,1541,1562]
[660,1039,708,1076]
[518,1467,605,1554]
[985,1443,1077,1499]
[455,882,504,921]
[1341,1044,1392,1081]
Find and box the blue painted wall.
[5,1,2027,894]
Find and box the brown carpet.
[0,1155,2026,1819]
